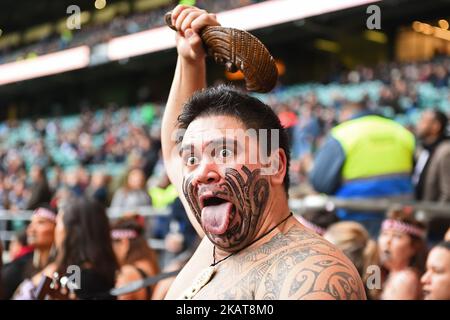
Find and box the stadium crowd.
[1,6,450,297]
[0,0,265,64]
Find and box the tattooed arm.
[161,5,219,235]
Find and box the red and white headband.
[34,207,56,223]
[382,219,426,239]
[111,229,138,240]
[297,215,326,236]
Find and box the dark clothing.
[1,252,34,299]
[414,137,450,201]
[76,268,116,300]
[309,136,345,194]
[413,137,450,242]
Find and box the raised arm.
[161,5,220,235]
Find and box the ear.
[267,148,287,188]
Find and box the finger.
[180,10,205,34]
[175,8,197,31]
[171,4,193,24]
[190,13,220,33]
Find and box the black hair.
[435,241,450,250]
[302,209,339,229]
[430,109,448,137]
[57,197,118,288]
[177,84,291,192]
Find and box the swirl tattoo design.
[182,165,270,251]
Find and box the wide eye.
[186,155,199,166]
[219,148,233,159]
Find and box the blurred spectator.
[413,109,450,242]
[110,168,152,209]
[277,104,298,146]
[63,169,85,197]
[151,250,193,300]
[295,209,339,236]
[26,165,52,210]
[14,197,118,300]
[324,221,380,300]
[309,101,415,237]
[8,229,33,261]
[112,215,159,300]
[378,207,427,300]
[85,172,110,206]
[421,241,450,300]
[8,179,29,211]
[414,109,450,201]
[1,205,56,299]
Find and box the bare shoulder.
[245,225,366,300]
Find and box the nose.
[421,270,430,285]
[191,161,221,187]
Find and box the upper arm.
[309,137,345,195]
[279,257,366,300]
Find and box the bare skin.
[162,5,366,300]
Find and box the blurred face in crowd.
[378,229,415,271]
[421,247,450,300]
[416,110,441,141]
[30,165,42,182]
[180,115,287,252]
[26,215,55,249]
[127,169,145,190]
[91,172,106,188]
[64,170,79,187]
[339,103,361,123]
[54,211,66,250]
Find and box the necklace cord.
[211,212,293,267]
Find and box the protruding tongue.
[201,201,233,235]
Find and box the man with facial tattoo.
[161,5,366,300]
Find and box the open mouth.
[202,196,229,208]
[200,195,235,235]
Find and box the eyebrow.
[179,138,239,156]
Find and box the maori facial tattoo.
[183,165,270,252]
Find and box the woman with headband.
[378,206,428,300]
[112,214,159,300]
[14,197,118,299]
[2,205,56,299]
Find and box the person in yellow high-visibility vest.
[309,101,415,237]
